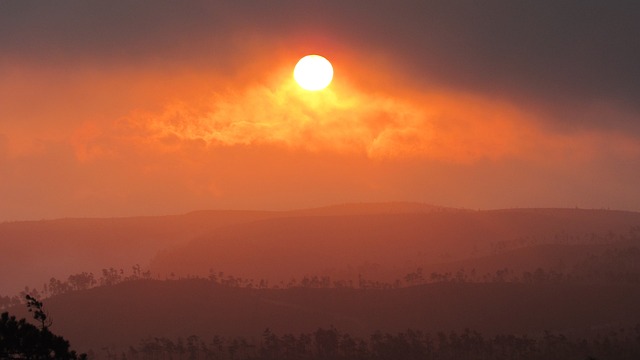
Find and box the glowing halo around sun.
[293,55,334,91]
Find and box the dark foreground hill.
[12,279,640,353]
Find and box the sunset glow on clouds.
[1,1,639,220]
[69,67,640,167]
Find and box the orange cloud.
[111,75,547,163]
[3,59,640,221]
[32,51,632,174]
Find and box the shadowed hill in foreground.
[13,278,640,353]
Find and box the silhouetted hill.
[11,279,640,354]
[150,208,640,283]
[2,205,639,295]
[286,202,456,216]
[0,211,276,294]
[0,202,445,294]
[420,242,614,278]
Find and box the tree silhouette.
[26,294,52,330]
[0,311,85,359]
[0,295,85,359]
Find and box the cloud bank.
[1,1,639,220]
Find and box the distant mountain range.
[149,206,640,285]
[1,203,639,294]
[3,202,640,357]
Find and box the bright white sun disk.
[293,55,334,91]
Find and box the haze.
[2,1,639,221]
[2,4,640,358]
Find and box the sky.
[1,1,639,221]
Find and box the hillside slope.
[0,202,443,294]
[3,205,639,295]
[149,208,640,282]
[11,279,640,353]
[0,210,276,294]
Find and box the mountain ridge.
[2,203,639,295]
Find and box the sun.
[293,55,334,91]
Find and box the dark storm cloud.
[0,1,317,65]
[2,1,639,128]
[315,1,640,130]
[0,1,234,65]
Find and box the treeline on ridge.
[2,245,640,311]
[100,326,640,360]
